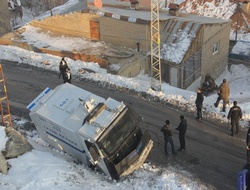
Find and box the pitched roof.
[160,19,201,63]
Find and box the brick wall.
[97,16,150,51]
[30,12,98,38]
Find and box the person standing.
[176,115,187,151]
[244,126,250,190]
[63,68,72,83]
[246,122,250,167]
[161,120,176,156]
[227,101,242,136]
[245,126,250,190]
[214,78,230,112]
[59,57,68,79]
[195,87,204,121]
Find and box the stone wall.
[0,0,11,36]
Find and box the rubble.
[0,127,33,174]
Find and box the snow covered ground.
[0,122,211,190]
[0,0,250,189]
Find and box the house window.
[213,41,220,54]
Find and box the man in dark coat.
[195,87,204,121]
[227,101,242,136]
[246,122,250,166]
[201,74,217,96]
[161,120,176,156]
[214,78,230,112]
[176,115,187,151]
[245,122,250,190]
[59,57,68,79]
[63,68,72,84]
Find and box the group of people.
[161,77,244,157]
[161,115,187,156]
[195,78,229,121]
[59,57,72,84]
[196,77,242,137]
[57,58,244,160]
[211,78,242,136]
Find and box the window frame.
[213,41,220,54]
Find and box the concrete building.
[23,0,231,89]
[0,0,11,36]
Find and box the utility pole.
[150,0,161,91]
[48,0,55,16]
[235,2,242,41]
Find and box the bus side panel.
[30,113,89,165]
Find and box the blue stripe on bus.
[27,87,52,111]
[45,131,86,154]
[27,103,36,111]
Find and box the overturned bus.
[27,83,153,179]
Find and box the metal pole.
[235,2,240,41]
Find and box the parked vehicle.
[27,83,153,179]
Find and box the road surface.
[1,60,246,190]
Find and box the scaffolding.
[150,0,161,91]
[0,64,12,127]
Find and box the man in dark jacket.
[195,87,204,121]
[161,120,176,156]
[176,115,187,151]
[245,122,250,190]
[59,57,68,79]
[227,101,242,136]
[214,78,230,112]
[63,68,72,84]
[201,74,217,96]
[246,122,250,166]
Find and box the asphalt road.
[0,60,246,190]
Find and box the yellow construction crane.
[150,0,161,91]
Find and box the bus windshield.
[97,106,141,156]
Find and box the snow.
[230,31,250,55]
[0,126,208,190]
[180,0,237,19]
[0,0,250,189]
[161,28,196,63]
[20,25,105,53]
